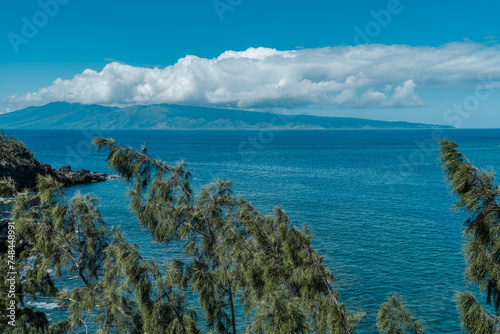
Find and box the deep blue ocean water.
[9,128,500,333]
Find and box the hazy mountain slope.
[0,102,453,129]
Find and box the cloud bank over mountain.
[2,42,500,113]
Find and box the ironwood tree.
[0,137,364,333]
[440,139,500,333]
[376,294,424,334]
[0,136,426,333]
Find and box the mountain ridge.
[0,102,454,130]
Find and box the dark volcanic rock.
[0,132,108,253]
[0,133,107,190]
[54,165,108,187]
[0,159,107,190]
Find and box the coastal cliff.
[0,130,107,190]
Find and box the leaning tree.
[0,134,425,333]
[440,139,500,332]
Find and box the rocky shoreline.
[0,153,107,190]
[0,161,109,253]
[0,162,108,254]
[0,132,109,253]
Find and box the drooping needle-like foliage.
[93,137,364,333]
[439,139,500,333]
[376,294,424,334]
[0,174,199,334]
[0,134,432,333]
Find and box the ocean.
[10,128,500,333]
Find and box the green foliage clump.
[439,139,500,333]
[0,253,54,334]
[376,294,424,334]
[93,137,364,333]
[0,130,36,165]
[0,137,431,333]
[0,173,202,333]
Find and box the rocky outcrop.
[0,132,109,254]
[0,161,107,254]
[0,133,107,190]
[0,160,107,190]
[51,165,108,187]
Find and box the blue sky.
[1,0,500,127]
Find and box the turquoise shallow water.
[9,128,500,333]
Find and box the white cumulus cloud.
[2,42,500,113]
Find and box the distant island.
[0,102,453,130]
